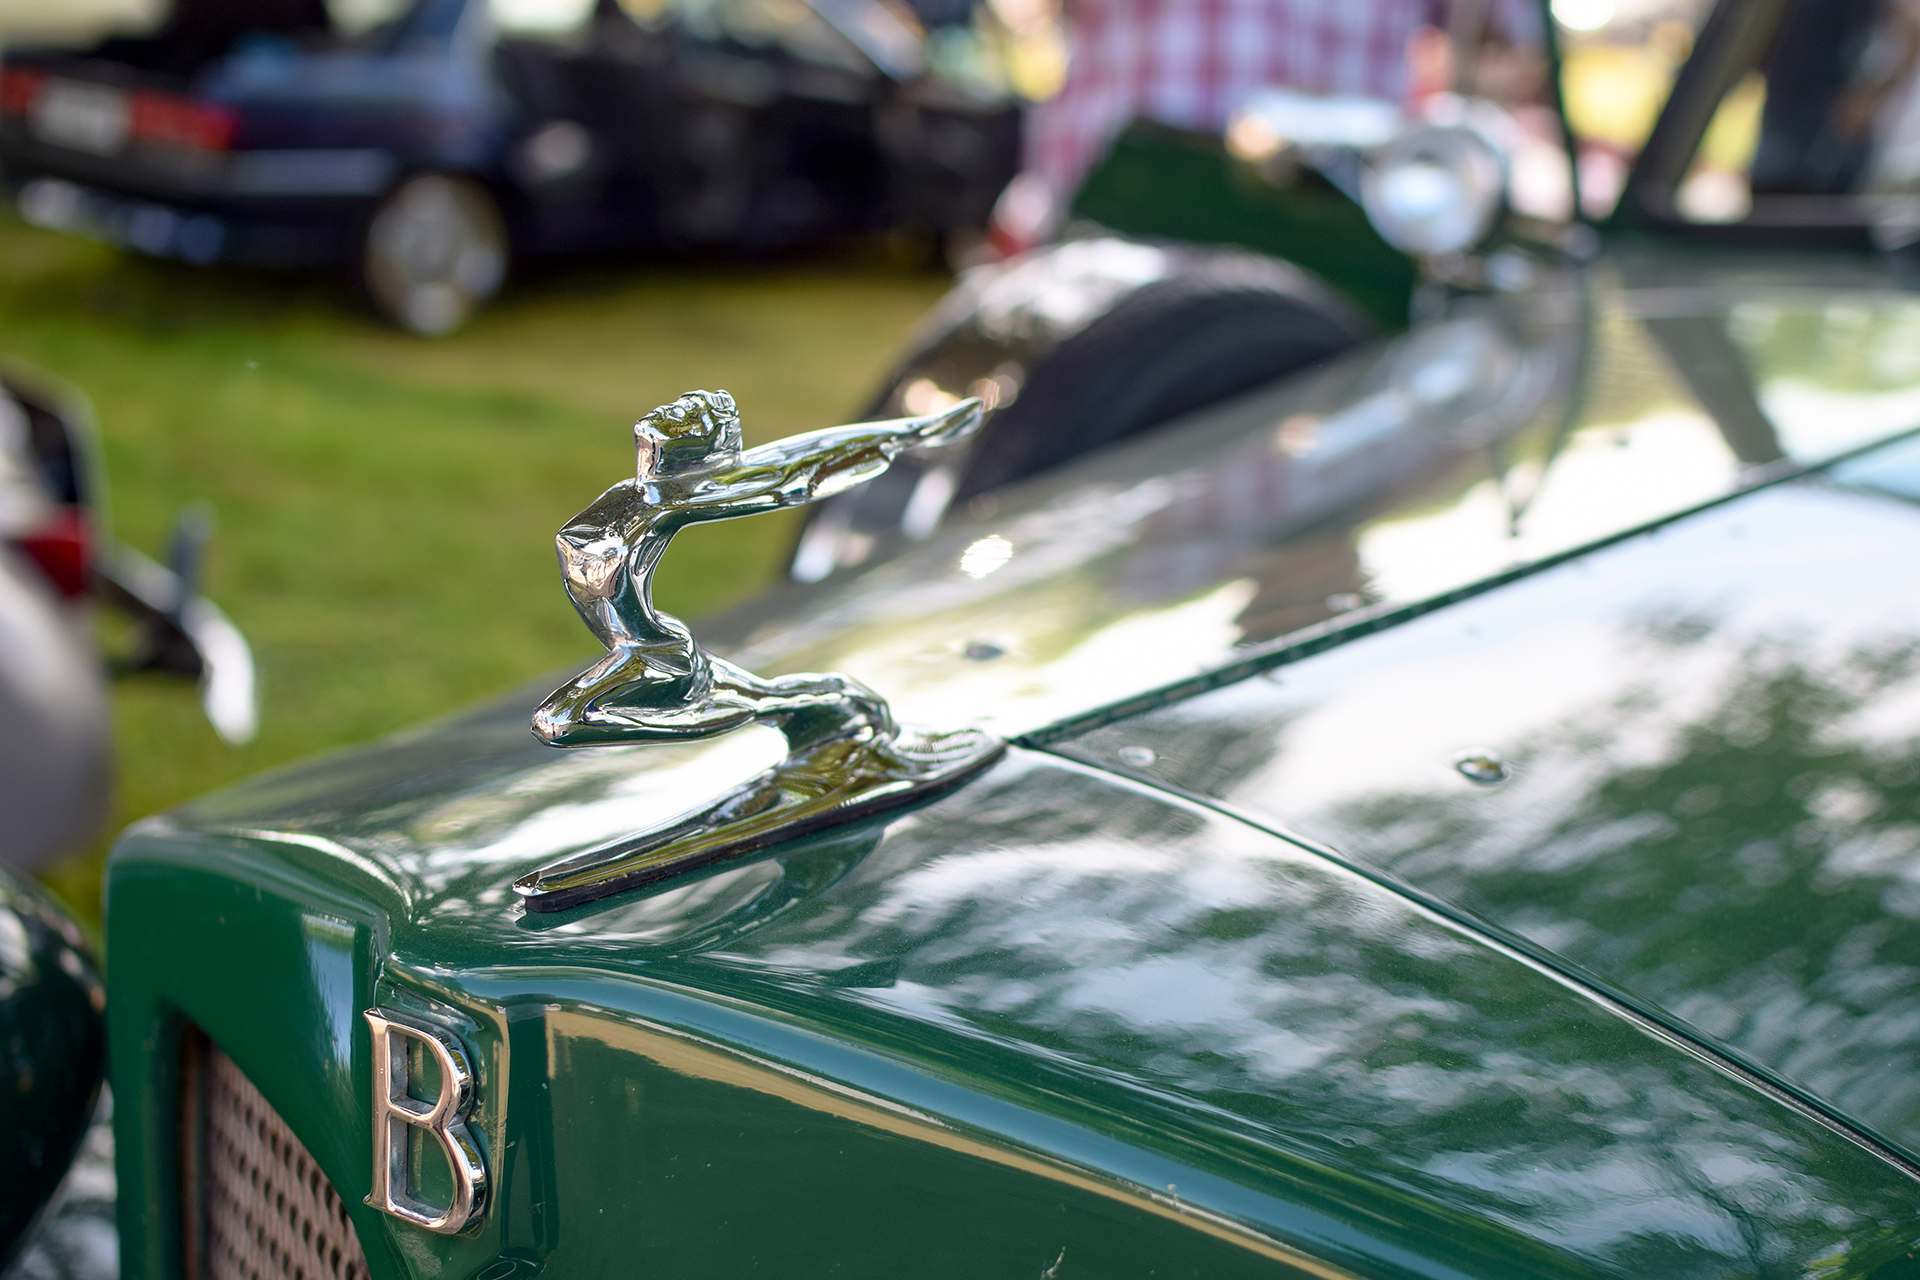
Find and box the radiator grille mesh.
[187,1035,370,1280]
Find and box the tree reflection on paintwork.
[663,758,1920,1279]
[1058,467,1920,1163]
[1328,619,1920,1161]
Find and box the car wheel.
[362,174,508,336]
[790,245,1367,580]
[953,255,1367,498]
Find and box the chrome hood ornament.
[516,389,1002,912]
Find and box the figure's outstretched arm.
[755,398,983,501]
[666,399,983,523]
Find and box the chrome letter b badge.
[364,1010,488,1233]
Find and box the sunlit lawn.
[0,215,948,927]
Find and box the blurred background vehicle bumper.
[1,156,390,267]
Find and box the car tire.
[954,254,1366,498]
[362,174,508,336]
[789,246,1367,580]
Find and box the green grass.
[0,216,949,927]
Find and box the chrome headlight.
[1360,125,1506,256]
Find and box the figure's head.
[635,390,742,479]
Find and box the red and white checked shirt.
[1010,0,1542,238]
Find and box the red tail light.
[0,67,236,151]
[0,65,47,116]
[12,506,92,599]
[130,91,238,152]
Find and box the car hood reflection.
[1061,432,1920,1170]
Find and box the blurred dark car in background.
[0,365,253,873]
[0,0,1020,332]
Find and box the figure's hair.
[635,390,741,474]
[639,390,738,442]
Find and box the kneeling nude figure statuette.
[515,389,1002,912]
